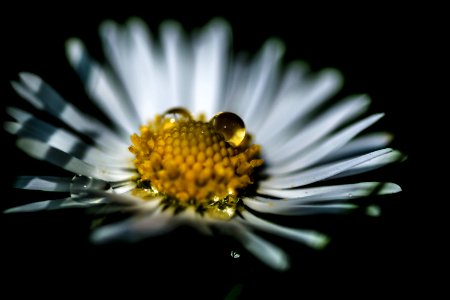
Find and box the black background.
[1,3,435,299]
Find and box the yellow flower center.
[129,108,263,220]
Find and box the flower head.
[5,18,404,271]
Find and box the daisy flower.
[5,17,404,271]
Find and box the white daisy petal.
[16,138,136,182]
[14,176,71,192]
[79,189,148,206]
[221,55,247,110]
[239,39,284,126]
[221,39,286,131]
[90,211,174,243]
[160,20,192,109]
[220,222,289,271]
[250,61,310,130]
[90,194,161,214]
[180,209,215,236]
[10,80,44,110]
[5,120,133,169]
[102,19,174,117]
[4,197,106,213]
[276,61,310,96]
[320,132,394,163]
[10,76,129,151]
[100,21,145,121]
[192,19,230,118]
[265,113,385,175]
[264,94,371,160]
[260,148,394,189]
[66,38,140,135]
[112,182,137,194]
[243,199,357,215]
[256,68,343,144]
[240,211,329,249]
[257,182,402,200]
[330,150,405,179]
[127,18,171,116]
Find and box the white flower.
[5,18,404,271]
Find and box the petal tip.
[19,72,41,91]
[65,38,84,64]
[99,19,117,35]
[313,234,331,250]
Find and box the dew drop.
[210,112,246,147]
[161,107,193,125]
[347,193,353,198]
[70,175,112,198]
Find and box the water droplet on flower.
[70,175,112,198]
[161,107,193,124]
[230,250,241,258]
[210,112,246,147]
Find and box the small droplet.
[347,193,353,198]
[230,251,241,258]
[161,107,193,125]
[366,205,381,217]
[210,112,246,147]
[70,175,112,198]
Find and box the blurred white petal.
[261,148,394,189]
